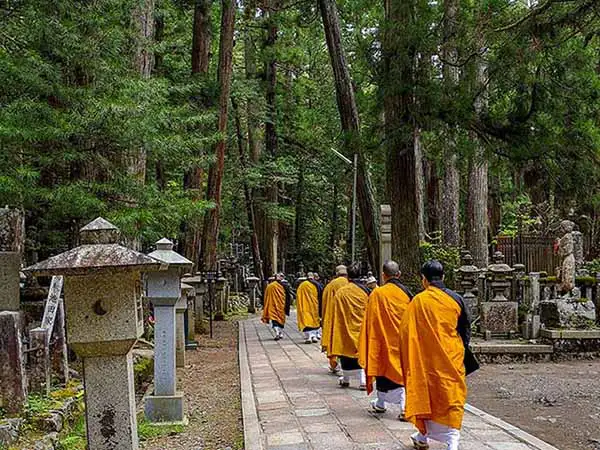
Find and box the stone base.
[480,302,518,337]
[144,392,185,424]
[540,329,600,358]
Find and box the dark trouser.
[302,326,319,332]
[339,356,362,371]
[376,376,403,392]
[271,320,284,329]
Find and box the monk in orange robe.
[321,265,348,373]
[261,273,292,341]
[400,260,472,450]
[296,272,323,343]
[325,263,370,389]
[358,260,412,418]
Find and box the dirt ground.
[142,319,243,450]
[468,359,600,450]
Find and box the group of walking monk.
[261,259,476,450]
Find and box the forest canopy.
[1,0,599,282]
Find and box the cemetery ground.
[468,360,600,450]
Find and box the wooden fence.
[495,235,560,274]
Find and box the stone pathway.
[239,313,560,450]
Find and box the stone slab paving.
[240,313,560,450]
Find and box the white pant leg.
[304,331,311,340]
[342,368,361,384]
[424,420,460,450]
[375,390,387,409]
[317,327,322,339]
[383,386,406,411]
[359,369,366,386]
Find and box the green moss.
[137,417,184,441]
[56,415,86,450]
[576,276,597,284]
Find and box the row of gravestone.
[454,250,599,339]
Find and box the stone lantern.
[481,251,517,339]
[145,238,192,424]
[177,283,194,365]
[181,273,206,335]
[24,218,161,450]
[454,252,480,318]
[246,275,260,314]
[214,273,227,321]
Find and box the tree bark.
[192,0,213,75]
[441,0,461,247]
[200,0,236,271]
[466,18,490,268]
[232,97,265,279]
[318,0,380,273]
[415,127,426,242]
[425,159,441,234]
[382,0,421,283]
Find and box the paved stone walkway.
[240,313,560,450]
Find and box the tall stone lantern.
[24,218,161,450]
[454,252,480,318]
[246,275,260,313]
[145,238,192,424]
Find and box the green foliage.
[137,417,184,440]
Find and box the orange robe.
[399,286,467,434]
[296,280,320,331]
[261,281,287,325]
[325,282,369,358]
[321,276,349,353]
[358,280,411,394]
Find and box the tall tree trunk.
[182,0,213,266]
[425,159,441,234]
[415,127,426,242]
[441,0,460,246]
[330,183,339,253]
[466,18,489,268]
[294,165,305,260]
[382,0,421,282]
[200,0,236,271]
[261,0,280,276]
[232,97,265,279]
[192,0,213,74]
[318,0,380,273]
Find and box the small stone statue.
[557,220,576,293]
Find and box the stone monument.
[0,207,24,311]
[481,251,518,339]
[454,251,480,318]
[145,238,192,424]
[246,275,260,314]
[379,205,392,284]
[557,220,576,293]
[24,217,161,450]
[214,273,227,321]
[181,273,206,335]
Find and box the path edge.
[465,404,559,450]
[239,320,264,450]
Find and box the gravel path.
[142,320,243,450]
[468,360,600,450]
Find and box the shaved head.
[382,260,401,278]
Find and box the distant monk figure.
[321,265,349,373]
[359,260,412,419]
[325,262,370,389]
[365,275,378,291]
[297,272,323,344]
[261,273,292,341]
[400,261,472,450]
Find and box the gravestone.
[454,252,480,318]
[379,205,392,283]
[28,327,50,395]
[0,208,24,311]
[214,274,227,321]
[25,217,161,450]
[51,299,69,384]
[175,285,192,368]
[0,311,27,414]
[145,239,192,424]
[181,274,205,334]
[481,252,518,339]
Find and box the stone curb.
[465,404,559,450]
[239,321,264,450]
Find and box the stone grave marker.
[145,238,192,424]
